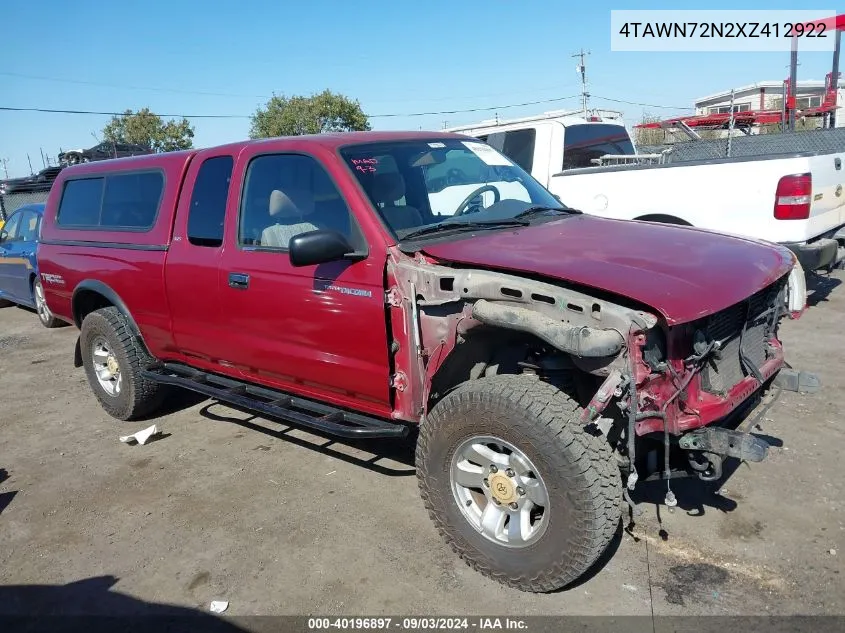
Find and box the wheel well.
[72,289,115,328]
[427,328,599,412]
[633,214,692,226]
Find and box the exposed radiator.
[700,280,785,395]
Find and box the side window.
[57,172,164,230]
[239,154,356,250]
[17,210,39,242]
[0,212,22,242]
[502,129,536,172]
[187,156,233,247]
[101,172,163,229]
[58,178,104,227]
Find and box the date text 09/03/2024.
[307,617,528,630]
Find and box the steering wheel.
[454,185,501,216]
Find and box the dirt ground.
[0,272,843,624]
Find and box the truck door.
[0,210,29,302]
[164,153,235,360]
[480,125,552,186]
[217,151,391,417]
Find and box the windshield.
[340,138,565,240]
[562,124,635,170]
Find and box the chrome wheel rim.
[91,337,122,396]
[34,281,52,323]
[450,435,549,548]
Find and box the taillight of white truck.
[774,173,812,220]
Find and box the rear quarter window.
[57,171,164,231]
[57,178,103,227]
[562,124,635,170]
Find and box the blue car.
[0,203,62,328]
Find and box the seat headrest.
[269,188,315,218]
[371,173,406,205]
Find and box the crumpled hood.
[420,215,795,325]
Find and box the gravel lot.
[0,271,843,624]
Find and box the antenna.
[572,49,591,118]
[27,154,34,175]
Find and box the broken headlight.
[786,258,806,318]
[642,327,667,371]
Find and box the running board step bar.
[141,363,408,439]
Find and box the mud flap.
[678,427,769,462]
[73,336,83,368]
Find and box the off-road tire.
[416,374,621,592]
[80,307,164,420]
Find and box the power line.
[370,95,581,118]
[0,71,582,105]
[0,106,248,118]
[591,94,695,110]
[0,95,581,120]
[0,71,269,99]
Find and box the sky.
[1,0,839,177]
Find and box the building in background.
[694,79,845,129]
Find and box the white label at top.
[462,141,514,166]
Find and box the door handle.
[228,272,250,289]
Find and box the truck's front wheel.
[80,307,164,420]
[416,374,621,592]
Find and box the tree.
[102,108,195,152]
[634,112,666,147]
[250,90,370,138]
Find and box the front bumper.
[635,345,786,437]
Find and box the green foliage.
[102,108,195,152]
[634,112,666,146]
[250,90,371,138]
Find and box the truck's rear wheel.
[80,307,164,420]
[416,374,621,592]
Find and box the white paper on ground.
[119,424,159,446]
[210,601,229,614]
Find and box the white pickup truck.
[445,111,845,271]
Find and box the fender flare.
[71,279,143,338]
[71,280,149,368]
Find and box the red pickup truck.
[38,131,815,592]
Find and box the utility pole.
[831,29,841,129]
[727,89,736,157]
[27,154,34,175]
[788,35,798,132]
[572,49,590,118]
[1,158,8,179]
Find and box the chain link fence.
[0,188,52,221]
[638,127,845,163]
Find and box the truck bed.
[551,146,845,248]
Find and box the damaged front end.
[386,247,817,506]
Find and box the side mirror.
[289,229,357,267]
[0,229,8,244]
